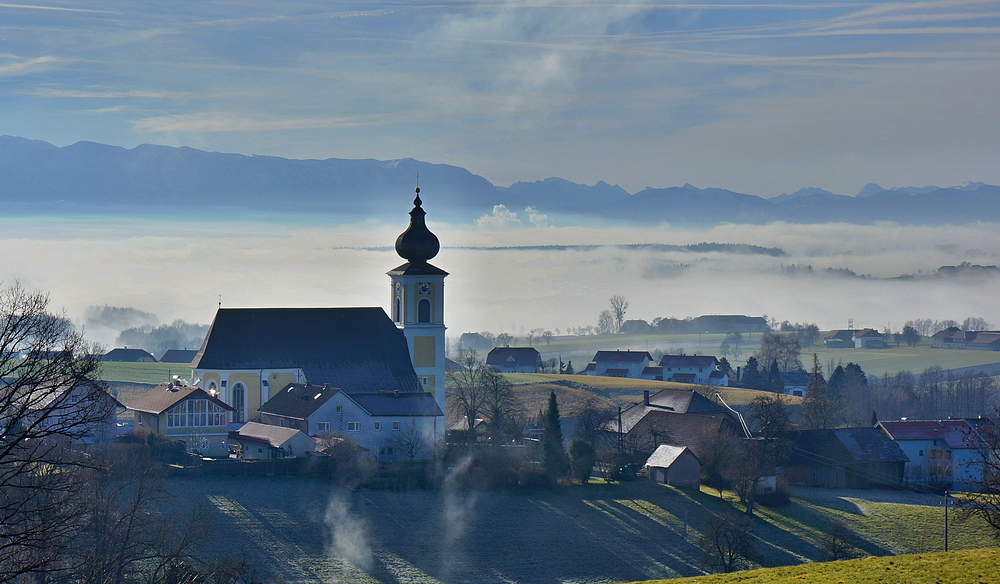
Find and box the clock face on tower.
[418,282,431,295]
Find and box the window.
[317,422,332,432]
[379,446,394,457]
[418,298,431,323]
[422,377,428,386]
[201,438,210,450]
[374,421,381,431]
[257,447,263,454]
[919,450,924,456]
[347,422,360,432]
[335,405,342,414]
[392,421,400,431]
[165,399,228,428]
[232,383,246,423]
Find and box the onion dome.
[394,187,440,263]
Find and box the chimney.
[643,390,650,407]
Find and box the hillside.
[164,478,994,583]
[3,136,999,226]
[628,547,1000,584]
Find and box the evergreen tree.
[803,354,842,429]
[742,357,764,390]
[565,360,574,375]
[768,359,784,393]
[542,391,569,479]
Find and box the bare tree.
[609,295,629,334]
[596,310,615,335]
[699,513,755,573]
[753,332,802,372]
[479,369,523,443]
[495,333,513,347]
[388,421,428,461]
[962,317,991,332]
[445,348,487,440]
[0,284,113,582]
[956,413,1000,538]
[541,330,553,346]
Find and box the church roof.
[191,307,421,394]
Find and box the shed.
[784,427,908,489]
[644,444,701,487]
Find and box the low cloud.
[475,205,522,230]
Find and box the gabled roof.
[968,332,1000,346]
[825,330,856,341]
[659,355,719,368]
[191,307,420,394]
[350,391,443,417]
[642,366,663,375]
[786,427,908,466]
[159,349,198,363]
[932,327,964,339]
[624,410,738,458]
[102,348,156,362]
[232,421,312,449]
[593,350,652,363]
[126,383,232,415]
[854,328,883,337]
[617,388,730,434]
[878,419,982,449]
[580,362,597,373]
[258,383,340,420]
[486,347,541,367]
[645,444,697,468]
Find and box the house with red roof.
[877,419,990,489]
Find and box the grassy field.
[499,373,801,415]
[627,547,1000,584]
[99,361,188,385]
[163,476,995,584]
[527,334,1000,378]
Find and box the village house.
[876,419,990,489]
[932,327,1000,351]
[824,328,885,349]
[580,350,652,378]
[257,382,442,461]
[657,355,728,386]
[19,380,125,445]
[126,382,233,457]
[783,427,908,489]
[159,349,198,364]
[102,347,157,362]
[606,388,748,458]
[486,347,542,373]
[229,421,315,460]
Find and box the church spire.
[394,182,440,264]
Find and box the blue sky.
[3,1,1000,196]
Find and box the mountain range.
[2,136,998,226]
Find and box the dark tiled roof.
[350,391,443,417]
[258,383,340,420]
[625,410,738,458]
[191,307,420,394]
[786,427,908,466]
[159,349,198,363]
[932,327,964,339]
[618,389,728,433]
[642,366,663,375]
[580,363,597,372]
[878,419,982,449]
[593,350,652,363]
[659,355,719,368]
[824,330,856,341]
[103,348,156,362]
[486,347,541,368]
[387,262,449,276]
[126,383,232,415]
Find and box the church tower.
[388,185,448,411]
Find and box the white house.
[877,419,987,490]
[230,421,315,459]
[658,355,727,386]
[257,382,442,462]
[582,351,652,378]
[486,347,543,373]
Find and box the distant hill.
[3,136,999,226]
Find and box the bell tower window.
[418,298,431,323]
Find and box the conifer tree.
[542,391,569,478]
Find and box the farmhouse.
[102,347,157,362]
[581,350,652,378]
[877,419,990,489]
[657,355,728,386]
[188,188,447,441]
[486,347,542,373]
[608,389,748,457]
[824,329,885,349]
[783,427,908,489]
[931,327,1000,351]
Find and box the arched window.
[418,298,431,323]
[207,381,218,396]
[232,383,246,423]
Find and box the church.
[188,186,448,445]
